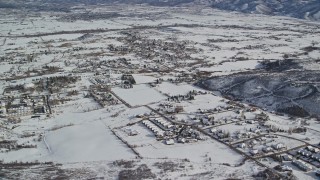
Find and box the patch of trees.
[118,164,156,180]
[302,46,320,53]
[260,59,300,71]
[113,160,135,168]
[153,161,178,172]
[278,105,309,117]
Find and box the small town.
[0,1,320,179]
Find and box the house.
[276,165,292,172]
[210,128,217,134]
[255,112,269,121]
[298,149,312,157]
[238,143,246,149]
[0,133,7,141]
[236,133,242,139]
[262,146,273,153]
[7,104,33,117]
[280,154,293,161]
[292,160,313,172]
[178,137,186,143]
[121,80,133,89]
[175,106,184,113]
[272,143,285,150]
[253,129,261,134]
[142,120,165,137]
[121,74,136,84]
[251,140,258,145]
[240,110,246,120]
[155,131,164,137]
[311,153,320,162]
[246,120,255,124]
[126,128,139,136]
[307,146,319,153]
[250,149,259,156]
[217,132,226,139]
[165,139,175,145]
[236,121,247,125]
[0,101,6,117]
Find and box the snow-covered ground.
[0,3,319,179]
[113,84,166,106]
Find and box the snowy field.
[112,84,166,106]
[45,121,135,163]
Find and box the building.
[7,104,33,117]
[121,80,133,89]
[177,137,186,143]
[0,101,7,117]
[292,160,313,172]
[250,149,259,156]
[121,74,136,89]
[125,128,139,136]
[281,154,293,161]
[255,112,269,121]
[238,143,246,149]
[298,149,312,157]
[210,128,217,134]
[262,146,273,153]
[307,146,319,153]
[165,139,175,145]
[272,143,285,150]
[311,153,320,162]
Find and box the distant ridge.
[1,0,320,21]
[211,0,320,21]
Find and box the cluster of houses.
[105,31,202,74]
[142,120,165,137]
[0,139,37,152]
[158,103,184,114]
[211,124,265,142]
[117,31,197,64]
[141,117,203,145]
[89,87,119,107]
[162,126,203,145]
[240,141,286,156]
[152,118,174,129]
[267,145,320,174]
[261,143,285,155]
[296,146,320,165]
[121,74,136,89]
[0,96,48,118]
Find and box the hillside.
[212,0,320,21]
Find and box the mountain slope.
[212,0,320,21]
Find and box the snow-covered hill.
[212,0,320,21]
[2,0,320,21]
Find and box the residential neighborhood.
[0,1,320,179]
